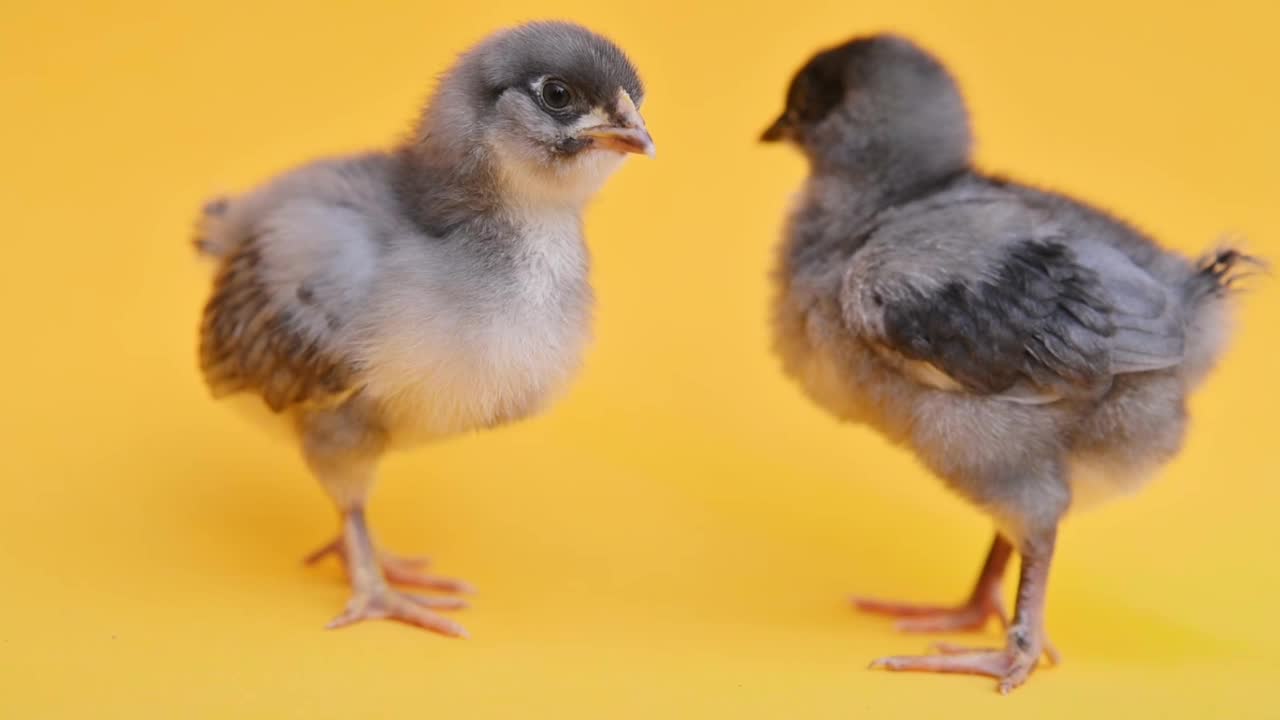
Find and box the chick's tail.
[1179,241,1267,388]
[1186,245,1266,301]
[192,195,237,259]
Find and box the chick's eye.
[540,80,572,110]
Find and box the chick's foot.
[327,587,469,637]
[869,637,1060,695]
[306,509,473,638]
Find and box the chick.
[195,21,653,636]
[762,34,1257,692]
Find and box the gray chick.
[762,34,1257,692]
[195,21,653,637]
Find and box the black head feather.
[762,34,971,187]
[470,21,644,116]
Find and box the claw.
[1042,639,1062,666]
[326,589,470,638]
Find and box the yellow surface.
[2,0,1278,717]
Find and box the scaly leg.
[869,528,1059,694]
[322,506,469,637]
[300,404,470,637]
[854,534,1012,632]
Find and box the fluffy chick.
[195,21,653,636]
[763,34,1257,692]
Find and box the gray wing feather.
[197,157,395,413]
[200,234,358,412]
[1071,240,1185,372]
[842,225,1185,402]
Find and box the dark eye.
[540,80,572,110]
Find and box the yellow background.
[3,0,1278,716]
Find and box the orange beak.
[581,90,656,157]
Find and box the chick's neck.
[392,134,508,238]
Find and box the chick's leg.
[869,528,1059,694]
[301,408,469,637]
[854,534,1012,632]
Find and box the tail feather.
[193,195,234,259]
[1178,241,1265,388]
[1187,243,1267,302]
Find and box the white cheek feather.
[489,122,626,209]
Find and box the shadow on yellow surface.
[1,0,1278,717]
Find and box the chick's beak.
[582,90,656,158]
[760,113,792,143]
